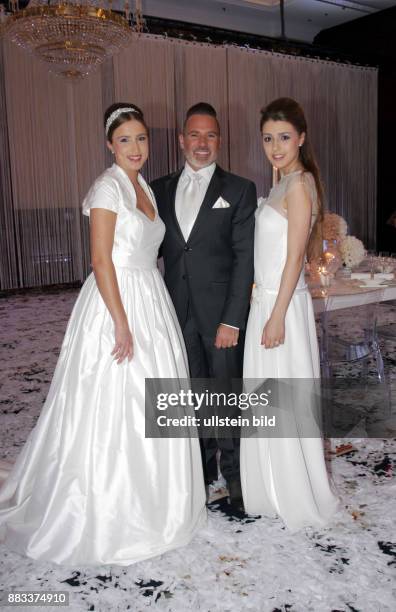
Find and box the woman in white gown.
[241,98,339,530]
[0,103,206,565]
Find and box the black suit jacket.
[151,165,257,337]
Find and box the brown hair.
[260,97,324,262]
[104,102,148,143]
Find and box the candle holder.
[319,269,331,287]
[322,239,342,275]
[307,260,323,283]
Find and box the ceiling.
[139,0,396,43]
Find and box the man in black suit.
[151,103,256,508]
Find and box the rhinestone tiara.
[105,107,141,135]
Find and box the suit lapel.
[187,165,225,244]
[166,169,185,244]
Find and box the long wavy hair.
[260,97,324,262]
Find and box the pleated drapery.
[0,35,377,290]
[227,47,377,248]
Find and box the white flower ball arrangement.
[339,235,366,268]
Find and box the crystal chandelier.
[1,0,144,79]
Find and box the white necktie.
[178,173,202,241]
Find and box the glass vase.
[322,239,343,275]
[337,265,352,279]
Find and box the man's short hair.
[183,102,220,132]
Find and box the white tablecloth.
[310,280,396,314]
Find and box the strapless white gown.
[241,171,339,530]
[0,164,206,565]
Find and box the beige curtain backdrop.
[0,41,17,290]
[0,34,377,289]
[227,47,377,247]
[2,40,104,286]
[113,36,177,180]
[173,41,230,169]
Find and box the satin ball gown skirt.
[0,266,206,566]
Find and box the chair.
[318,288,391,435]
[376,302,396,413]
[376,297,396,339]
[377,323,396,340]
[319,288,385,379]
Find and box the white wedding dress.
[0,163,206,566]
[241,170,339,530]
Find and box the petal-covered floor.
[0,287,395,612]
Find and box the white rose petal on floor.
[0,288,395,611]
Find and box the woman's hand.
[261,315,285,349]
[112,321,133,364]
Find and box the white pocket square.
[212,197,230,209]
